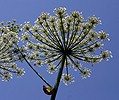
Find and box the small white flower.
[39,13,50,21]
[28,53,36,61]
[8,31,18,38]
[94,42,104,48]
[11,37,19,44]
[16,68,25,77]
[48,16,56,23]
[22,32,30,41]
[45,58,52,64]
[101,50,112,61]
[62,74,75,85]
[2,72,12,81]
[34,60,42,66]
[47,64,57,74]
[33,51,40,58]
[32,25,40,33]
[81,68,91,79]
[71,11,84,22]
[88,16,101,27]
[98,31,109,40]
[10,63,17,70]
[26,43,34,50]
[22,22,32,31]
[0,26,9,34]
[55,7,67,18]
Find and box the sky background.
[0,0,119,100]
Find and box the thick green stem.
[50,55,66,100]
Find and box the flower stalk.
[50,55,66,100]
[23,55,52,87]
[16,45,52,87]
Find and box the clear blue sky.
[0,0,119,100]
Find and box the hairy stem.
[50,55,66,100]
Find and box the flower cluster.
[21,7,112,85]
[0,20,25,81]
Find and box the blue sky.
[0,0,119,100]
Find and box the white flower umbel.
[0,20,25,81]
[21,7,112,85]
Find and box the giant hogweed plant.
[0,7,112,100]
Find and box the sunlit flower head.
[0,20,25,81]
[22,7,112,85]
